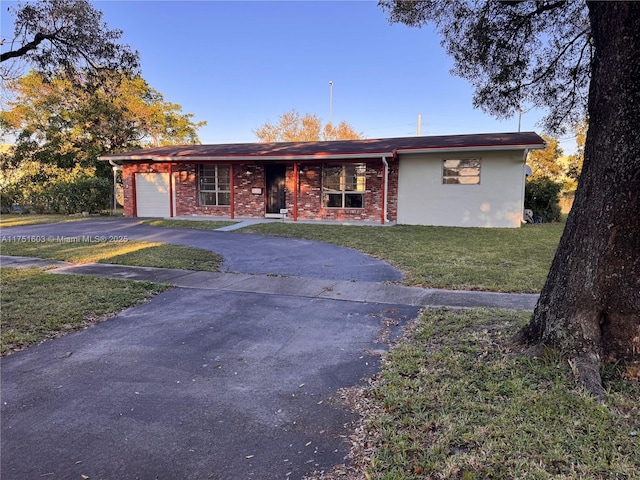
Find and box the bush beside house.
[525,177,562,222]
[32,177,112,214]
[1,160,112,214]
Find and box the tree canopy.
[526,135,563,180]
[380,0,591,134]
[254,109,363,143]
[0,70,206,178]
[1,0,139,80]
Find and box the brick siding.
[123,160,398,222]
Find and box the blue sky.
[1,0,576,152]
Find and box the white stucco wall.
[396,150,527,228]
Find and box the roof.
[100,132,545,163]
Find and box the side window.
[442,159,481,184]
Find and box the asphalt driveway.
[0,218,402,282]
[1,219,417,479]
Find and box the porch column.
[230,163,235,219]
[381,157,387,225]
[168,163,174,218]
[293,162,298,221]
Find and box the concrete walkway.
[170,216,397,232]
[0,255,539,310]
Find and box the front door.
[265,165,286,216]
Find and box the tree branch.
[498,0,567,18]
[1,31,56,63]
[500,27,589,94]
[49,36,100,70]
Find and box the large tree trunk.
[521,2,640,398]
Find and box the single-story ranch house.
[100,131,545,228]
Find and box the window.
[442,159,481,184]
[198,165,231,206]
[322,163,366,208]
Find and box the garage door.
[135,172,170,217]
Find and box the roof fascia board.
[396,144,546,155]
[101,152,395,162]
[164,153,394,161]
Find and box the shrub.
[2,161,104,213]
[39,177,112,214]
[525,177,562,222]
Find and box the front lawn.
[322,308,639,480]
[0,213,90,227]
[0,239,223,272]
[242,223,564,292]
[0,267,169,355]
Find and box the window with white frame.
[322,163,366,208]
[442,158,481,184]
[198,165,231,206]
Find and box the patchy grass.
[0,267,169,355]
[0,240,223,272]
[141,218,238,230]
[242,223,564,292]
[0,213,90,227]
[323,308,639,480]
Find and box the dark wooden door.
[265,165,286,214]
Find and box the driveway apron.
[1,219,417,479]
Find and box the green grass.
[242,223,564,292]
[141,218,238,230]
[1,239,223,272]
[0,213,90,227]
[358,308,639,479]
[0,267,169,355]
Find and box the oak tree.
[380,0,639,396]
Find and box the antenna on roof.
[417,114,422,136]
[518,107,523,132]
[329,81,333,126]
